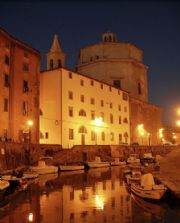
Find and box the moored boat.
[31,161,58,175]
[127,154,140,164]
[59,164,85,171]
[131,173,167,200]
[110,158,126,167]
[86,156,110,169]
[126,171,141,185]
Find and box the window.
[91,80,94,86]
[22,101,28,116]
[91,111,95,120]
[100,100,104,107]
[50,59,53,70]
[110,132,114,141]
[24,52,28,58]
[69,129,74,140]
[4,55,9,65]
[119,134,122,143]
[118,90,120,95]
[109,86,112,92]
[69,72,72,79]
[80,79,84,86]
[102,132,105,141]
[23,63,29,71]
[80,95,84,102]
[119,116,121,124]
[4,74,9,87]
[58,59,62,68]
[110,114,113,124]
[113,80,121,89]
[96,55,99,59]
[100,83,103,89]
[23,80,29,92]
[110,102,113,109]
[118,105,121,111]
[123,118,128,123]
[90,97,95,105]
[91,131,96,141]
[124,106,127,112]
[4,98,8,112]
[45,132,49,139]
[69,107,73,117]
[79,109,86,117]
[68,91,73,100]
[138,82,142,95]
[100,112,104,121]
[122,92,128,101]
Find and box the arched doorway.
[78,126,87,145]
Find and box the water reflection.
[0,166,179,223]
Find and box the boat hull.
[86,162,110,169]
[31,166,58,175]
[59,165,85,171]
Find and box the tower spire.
[46,34,66,70]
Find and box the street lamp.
[94,117,103,145]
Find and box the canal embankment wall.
[0,142,178,171]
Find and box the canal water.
[0,166,179,223]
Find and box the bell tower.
[46,34,66,70]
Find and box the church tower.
[46,34,66,70]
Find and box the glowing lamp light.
[95,117,103,126]
[95,195,104,210]
[176,120,180,126]
[28,213,34,222]
[177,108,180,116]
[27,120,33,127]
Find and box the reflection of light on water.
[28,213,33,222]
[95,195,104,210]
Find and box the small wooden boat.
[86,156,110,169]
[131,173,167,200]
[31,161,58,175]
[127,154,140,164]
[110,158,126,167]
[0,179,10,191]
[59,164,85,171]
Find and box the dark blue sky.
[0,1,180,126]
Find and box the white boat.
[131,173,167,200]
[127,154,140,164]
[110,158,126,167]
[31,161,58,175]
[59,164,85,171]
[126,171,142,185]
[86,156,110,169]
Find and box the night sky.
[0,1,180,126]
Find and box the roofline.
[40,66,129,95]
[79,41,143,53]
[0,26,41,57]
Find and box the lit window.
[68,91,73,100]
[69,129,74,140]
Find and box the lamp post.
[27,120,33,165]
[94,117,103,145]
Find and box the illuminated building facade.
[76,32,162,145]
[40,68,130,148]
[0,27,41,143]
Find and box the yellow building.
[40,68,130,148]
